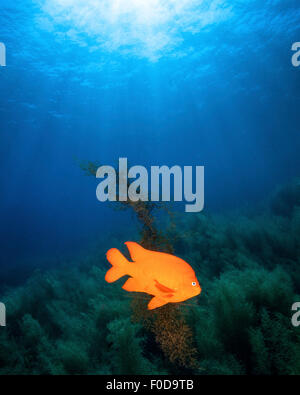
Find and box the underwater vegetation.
[0,179,300,375]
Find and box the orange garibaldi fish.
[105,242,201,310]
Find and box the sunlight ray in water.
[40,0,232,60]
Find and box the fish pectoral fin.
[154,280,175,294]
[148,296,169,310]
[122,277,144,293]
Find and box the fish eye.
[192,282,197,286]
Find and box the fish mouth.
[196,286,202,296]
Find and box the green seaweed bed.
[0,180,300,375]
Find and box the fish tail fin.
[105,248,129,283]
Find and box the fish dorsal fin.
[154,280,175,294]
[125,241,150,262]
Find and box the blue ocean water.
[0,0,300,283]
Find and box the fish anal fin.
[125,242,149,262]
[122,278,144,293]
[148,296,169,310]
[154,280,175,294]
